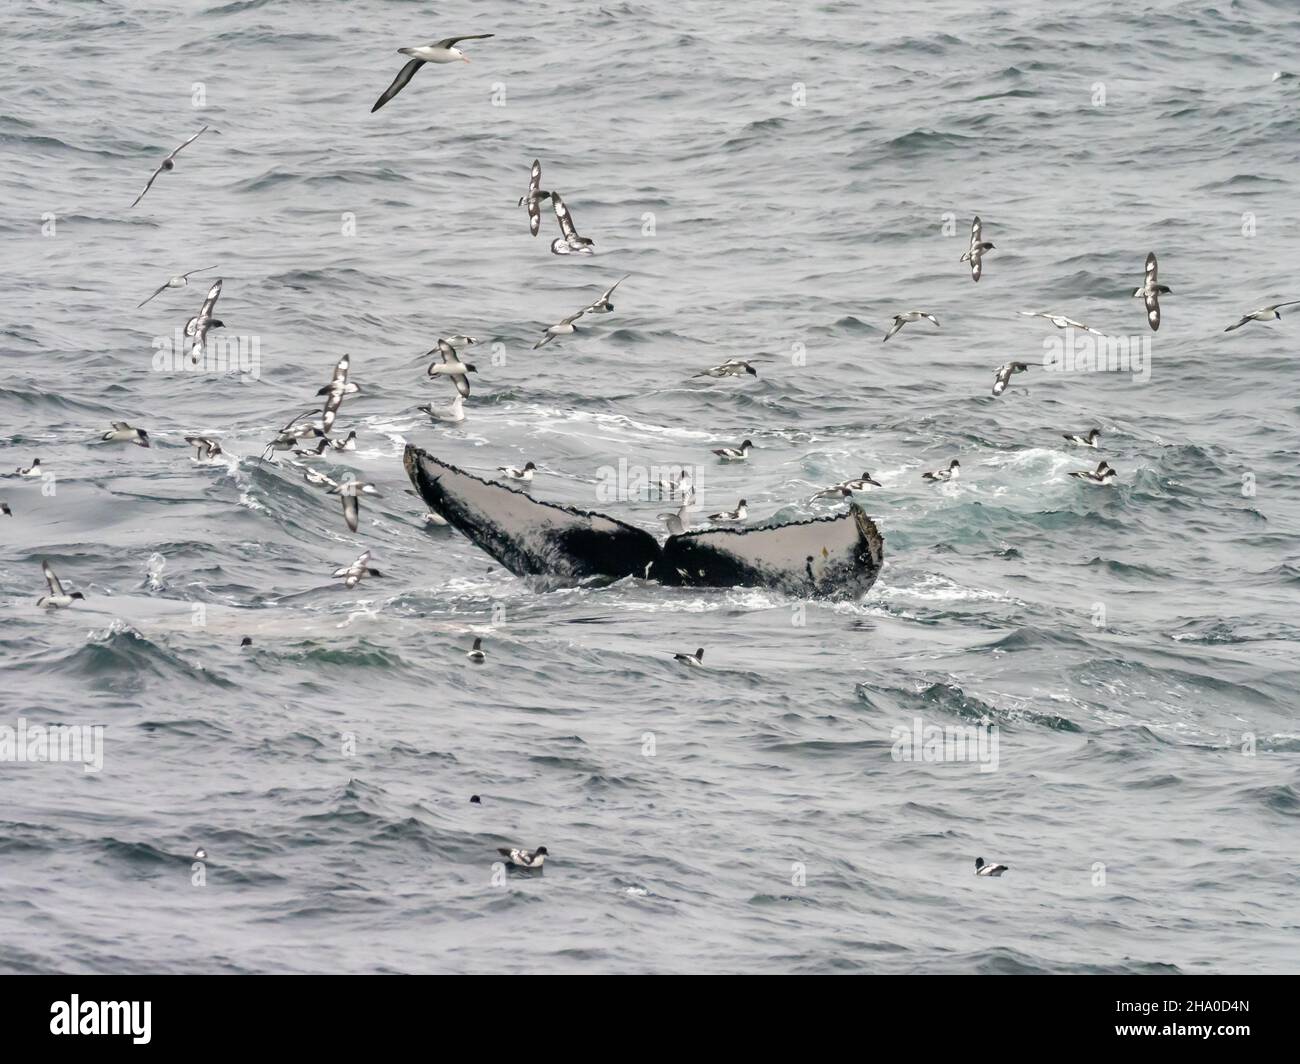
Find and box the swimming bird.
[1063,428,1101,448]
[1224,300,1300,332]
[960,216,995,282]
[1017,311,1102,335]
[694,359,757,378]
[922,459,960,482]
[15,459,42,477]
[812,472,881,499]
[712,439,753,461]
[37,561,85,608]
[882,310,940,341]
[195,848,207,860]
[420,393,465,423]
[426,339,477,398]
[534,311,584,349]
[549,192,595,254]
[185,279,224,364]
[293,439,330,459]
[328,478,382,533]
[519,159,553,236]
[333,549,383,589]
[992,361,1029,397]
[497,846,547,868]
[137,266,218,308]
[708,499,747,523]
[184,436,223,460]
[129,125,219,208]
[239,637,252,648]
[673,647,704,667]
[1,503,11,516]
[101,422,150,447]
[1133,252,1170,331]
[658,499,693,535]
[975,857,1007,877]
[327,430,358,453]
[580,275,630,315]
[467,637,486,664]
[371,34,494,112]
[470,794,481,804]
[1069,460,1117,485]
[499,461,536,482]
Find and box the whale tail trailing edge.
[403,446,883,600]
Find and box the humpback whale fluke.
[403,446,885,600]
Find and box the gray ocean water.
[2,0,1299,974]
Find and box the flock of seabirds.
[6,32,1296,877]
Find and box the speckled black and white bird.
[708,498,747,523]
[426,338,477,398]
[694,359,758,379]
[497,845,547,868]
[101,422,150,447]
[960,216,995,282]
[1018,311,1102,335]
[992,361,1029,397]
[549,192,595,254]
[327,430,358,453]
[1224,300,1300,332]
[1069,460,1117,486]
[15,459,42,477]
[184,436,223,460]
[534,310,584,349]
[1,503,11,516]
[580,275,630,315]
[137,266,218,308]
[1063,428,1101,448]
[404,488,450,527]
[292,439,329,459]
[712,439,753,461]
[975,857,1008,877]
[129,125,220,208]
[328,477,382,533]
[673,647,704,667]
[499,461,536,482]
[467,637,486,664]
[370,34,494,112]
[882,310,940,341]
[813,471,881,499]
[419,393,465,423]
[333,549,383,589]
[185,279,224,364]
[519,159,553,237]
[37,561,85,608]
[1133,252,1170,331]
[922,459,960,483]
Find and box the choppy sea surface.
[2,0,1299,974]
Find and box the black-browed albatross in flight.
[370,34,494,112]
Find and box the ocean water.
[2,0,1299,974]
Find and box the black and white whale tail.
[403,446,884,600]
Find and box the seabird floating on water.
[519,160,553,236]
[497,845,547,868]
[960,216,995,282]
[16,459,42,477]
[467,637,486,664]
[673,647,704,667]
[426,338,477,398]
[137,266,218,308]
[712,439,753,461]
[333,549,384,589]
[1,503,11,516]
[975,857,1008,877]
[129,125,220,209]
[499,461,536,482]
[37,561,85,608]
[922,459,960,482]
[992,361,1029,397]
[371,34,494,112]
[1069,460,1117,485]
[708,498,747,524]
[1132,252,1170,331]
[185,279,224,364]
[549,192,595,255]
[882,310,940,342]
[1224,300,1300,332]
[1062,428,1100,448]
[101,422,150,447]
[813,472,881,499]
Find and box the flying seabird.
[497,846,548,868]
[499,461,536,482]
[137,266,218,308]
[519,159,553,237]
[1133,252,1170,331]
[129,125,220,209]
[1017,311,1103,335]
[467,637,486,664]
[333,549,383,589]
[580,275,630,315]
[922,459,960,482]
[708,499,748,524]
[262,412,325,460]
[975,857,1008,877]
[1069,460,1117,485]
[370,34,494,112]
[185,279,224,364]
[712,439,753,461]
[549,192,594,254]
[1224,300,1300,332]
[426,338,477,398]
[37,561,85,608]
[184,436,223,460]
[673,647,704,667]
[101,422,150,447]
[534,310,584,349]
[992,361,1029,397]
[960,216,995,282]
[328,477,382,533]
[882,310,940,342]
[1063,428,1100,448]
[694,359,757,379]
[16,459,42,477]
